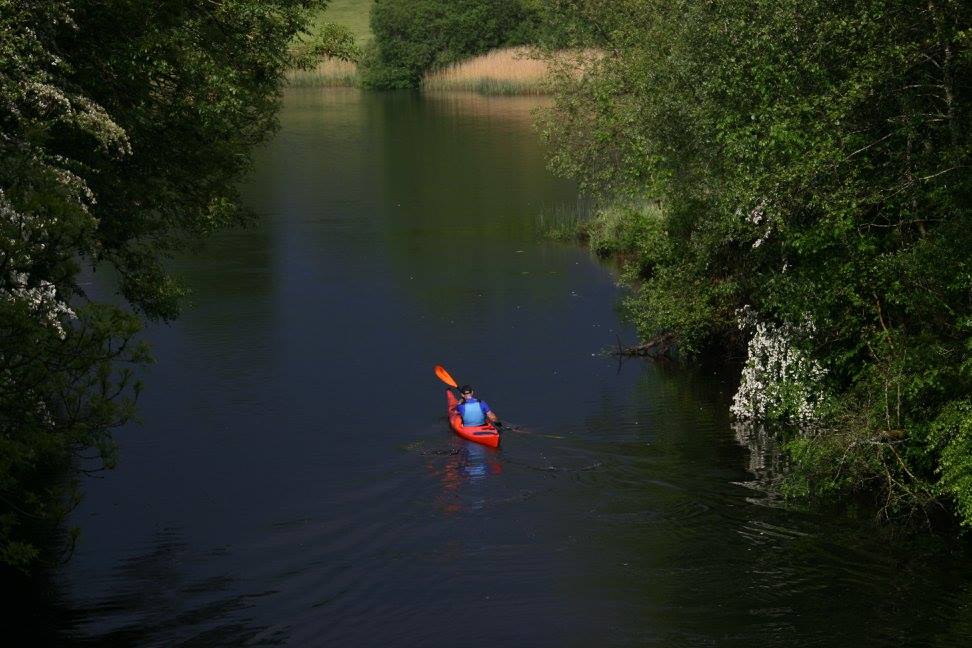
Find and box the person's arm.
[482,401,499,423]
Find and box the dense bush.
[539,0,971,528]
[362,0,541,88]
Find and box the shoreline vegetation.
[286,0,370,87]
[287,0,569,94]
[535,1,970,533]
[286,46,563,95]
[0,0,325,572]
[423,48,598,95]
[421,47,549,95]
[286,57,360,87]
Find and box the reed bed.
[423,47,552,95]
[535,200,597,242]
[286,58,359,87]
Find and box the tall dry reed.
[423,47,551,95]
[286,58,359,87]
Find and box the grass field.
[306,0,373,46]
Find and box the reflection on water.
[732,420,785,503]
[463,443,498,481]
[422,89,552,122]
[430,440,503,515]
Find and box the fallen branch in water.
[611,333,677,358]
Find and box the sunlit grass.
[423,47,551,95]
[536,199,665,258]
[423,47,602,96]
[306,0,373,46]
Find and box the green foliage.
[535,203,588,242]
[623,265,737,358]
[927,402,972,528]
[1,0,321,570]
[292,21,362,65]
[540,0,971,527]
[585,203,666,258]
[362,0,541,88]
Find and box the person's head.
[459,385,474,399]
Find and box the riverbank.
[286,46,555,94]
[287,2,588,94]
[286,0,371,87]
[538,194,972,533]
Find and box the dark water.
[36,89,971,646]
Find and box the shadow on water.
[11,528,283,646]
[71,529,280,646]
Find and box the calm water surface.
[39,89,972,645]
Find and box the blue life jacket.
[458,399,486,426]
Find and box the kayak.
[446,389,500,448]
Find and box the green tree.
[362,0,540,88]
[0,0,326,571]
[540,0,971,527]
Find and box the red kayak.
[446,390,500,448]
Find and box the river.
[33,88,972,646]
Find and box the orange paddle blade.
[434,364,458,388]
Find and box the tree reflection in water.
[62,527,282,645]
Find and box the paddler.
[455,384,500,427]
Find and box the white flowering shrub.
[730,310,828,426]
[4,274,76,339]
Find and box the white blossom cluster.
[4,272,76,339]
[746,199,766,225]
[730,308,826,426]
[1,189,43,271]
[2,11,130,344]
[24,82,131,157]
[746,198,773,249]
[2,187,79,340]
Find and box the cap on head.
[459,384,473,395]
